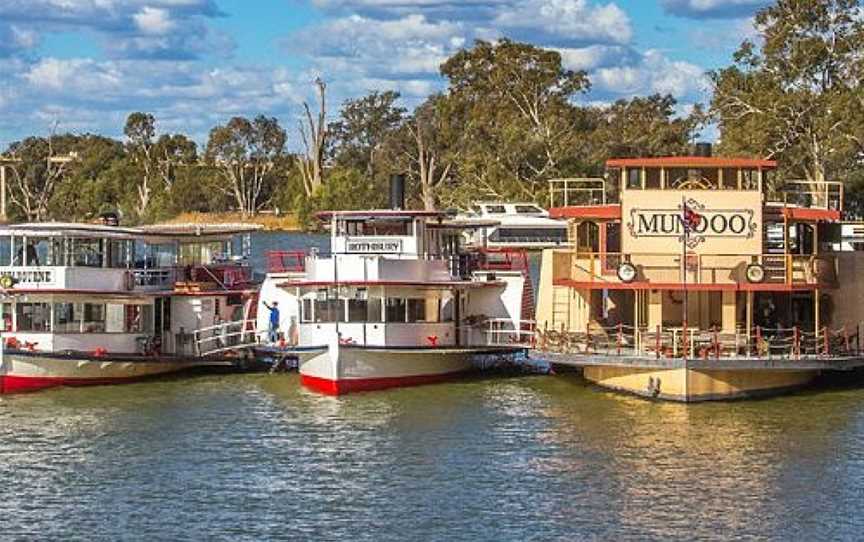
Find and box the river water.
[1,233,863,540]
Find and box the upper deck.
[0,222,260,294]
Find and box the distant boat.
[460,202,568,249]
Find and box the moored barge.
[534,146,864,401]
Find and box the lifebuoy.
[0,274,15,289]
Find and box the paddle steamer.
[257,176,533,394]
[535,144,864,401]
[0,221,260,393]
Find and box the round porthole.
[617,262,637,283]
[745,263,765,283]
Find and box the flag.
[682,202,703,232]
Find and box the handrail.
[534,322,864,360]
[551,251,837,286]
[548,177,610,207]
[193,319,263,356]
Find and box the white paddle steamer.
[0,221,259,393]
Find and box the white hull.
[0,352,228,393]
[298,343,511,394]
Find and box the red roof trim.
[549,205,621,220]
[781,207,841,222]
[278,280,503,289]
[605,156,777,168]
[315,210,448,219]
[553,279,830,292]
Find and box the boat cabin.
[260,209,531,349]
[0,222,259,356]
[537,147,858,356]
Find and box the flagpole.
[682,195,688,359]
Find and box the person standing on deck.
[263,301,280,343]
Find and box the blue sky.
[0,0,770,149]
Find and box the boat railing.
[551,251,838,287]
[267,250,306,273]
[193,319,263,356]
[534,322,864,360]
[548,177,611,208]
[459,318,536,347]
[132,268,176,289]
[470,248,530,273]
[768,179,844,211]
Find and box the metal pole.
[682,196,688,359]
[0,165,6,221]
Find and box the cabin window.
[17,303,51,332]
[53,303,80,333]
[347,295,367,323]
[406,299,427,323]
[385,298,407,322]
[0,237,10,266]
[314,289,343,323]
[471,205,482,215]
[124,305,152,333]
[515,205,544,214]
[108,240,131,268]
[82,303,106,333]
[301,298,313,323]
[343,219,411,237]
[721,168,739,190]
[742,169,758,190]
[179,241,226,266]
[23,238,51,266]
[0,302,12,331]
[644,168,661,189]
[72,239,104,267]
[626,169,641,189]
[485,205,506,214]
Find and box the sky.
[0,0,771,149]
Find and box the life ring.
[93,347,108,357]
[0,274,15,289]
[5,337,19,349]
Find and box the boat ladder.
[193,319,264,357]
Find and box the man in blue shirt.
[263,300,280,343]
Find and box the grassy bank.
[163,212,302,231]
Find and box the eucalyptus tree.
[710,0,864,189]
[436,39,591,204]
[205,115,287,217]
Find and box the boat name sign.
[346,238,403,254]
[2,269,54,286]
[627,199,757,248]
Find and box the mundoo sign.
[627,199,757,248]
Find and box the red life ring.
[93,347,108,357]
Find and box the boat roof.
[605,156,777,169]
[0,221,260,239]
[316,210,450,220]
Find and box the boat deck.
[536,350,864,372]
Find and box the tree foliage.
[711,0,864,189]
[205,115,287,217]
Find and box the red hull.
[0,375,147,394]
[300,371,469,395]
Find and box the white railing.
[193,319,263,356]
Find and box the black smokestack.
[694,142,712,157]
[390,174,405,210]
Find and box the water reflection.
[2,352,864,538]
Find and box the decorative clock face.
[617,262,637,283]
[746,263,765,283]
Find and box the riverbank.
[163,212,303,231]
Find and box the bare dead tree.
[297,77,328,197]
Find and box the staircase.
[762,255,787,283]
[520,274,535,331]
[551,285,571,330]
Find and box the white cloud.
[592,49,707,100]
[24,58,122,92]
[661,0,769,19]
[133,7,176,35]
[494,0,632,45]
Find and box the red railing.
[473,248,529,272]
[267,250,306,273]
[188,265,252,288]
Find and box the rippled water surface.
[3,233,864,540]
[2,374,864,541]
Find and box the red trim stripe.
[0,374,148,394]
[301,371,470,395]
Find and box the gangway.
[193,319,265,357]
